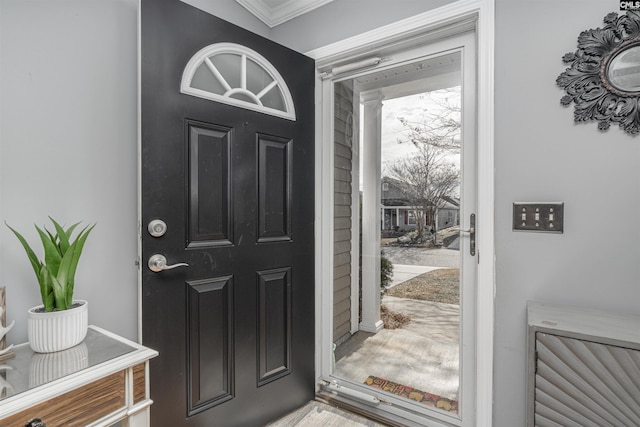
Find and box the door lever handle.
[148,254,189,272]
[459,214,476,256]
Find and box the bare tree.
[385,143,459,239]
[397,88,461,152]
[385,88,461,241]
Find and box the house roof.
[381,176,459,210]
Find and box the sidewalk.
[388,264,442,288]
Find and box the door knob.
[148,254,189,272]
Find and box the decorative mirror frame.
[557,11,640,135]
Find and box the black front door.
[141,1,315,425]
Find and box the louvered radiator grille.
[534,332,640,427]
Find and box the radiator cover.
[527,302,640,427]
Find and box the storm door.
[318,31,477,426]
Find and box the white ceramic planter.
[27,300,88,353]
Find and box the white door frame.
[309,1,495,425]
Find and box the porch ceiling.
[356,52,461,101]
[236,0,335,27]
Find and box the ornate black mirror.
[557,11,640,135]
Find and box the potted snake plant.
[6,217,95,353]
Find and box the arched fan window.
[181,43,296,120]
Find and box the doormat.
[364,375,458,414]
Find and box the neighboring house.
[438,195,460,230]
[381,176,460,231]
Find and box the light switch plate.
[513,202,564,233]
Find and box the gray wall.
[183,0,454,54]
[494,0,640,425]
[269,0,455,53]
[2,0,638,424]
[0,0,139,344]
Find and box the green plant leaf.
[49,217,80,255]
[56,223,95,307]
[64,222,80,241]
[51,276,67,310]
[44,228,63,257]
[39,264,56,311]
[42,264,67,310]
[5,222,43,281]
[36,224,62,278]
[43,288,55,311]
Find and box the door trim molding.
[137,0,143,344]
[309,1,495,425]
[474,3,496,427]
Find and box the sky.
[380,88,461,168]
[381,93,426,164]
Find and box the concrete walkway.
[271,297,460,426]
[388,264,442,288]
[333,296,460,401]
[382,246,459,268]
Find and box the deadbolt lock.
[148,219,167,237]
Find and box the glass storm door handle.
[459,213,476,256]
[148,254,189,272]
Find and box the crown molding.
[236,0,335,28]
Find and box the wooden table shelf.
[0,325,158,427]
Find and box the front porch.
[334,296,460,408]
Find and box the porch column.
[396,208,400,227]
[360,91,384,334]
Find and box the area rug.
[364,375,458,414]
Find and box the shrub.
[380,251,394,292]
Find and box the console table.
[0,325,158,427]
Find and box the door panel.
[257,267,292,385]
[187,276,234,414]
[186,121,233,247]
[257,135,292,242]
[141,1,315,425]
